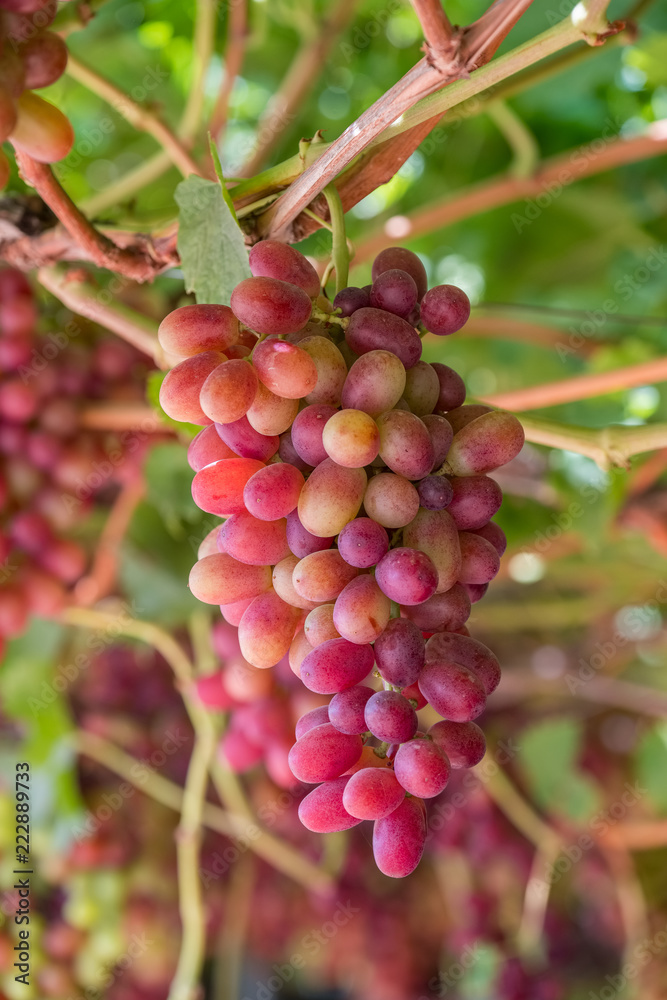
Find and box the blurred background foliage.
[1,0,667,997]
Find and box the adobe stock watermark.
[340,0,402,60]
[199,784,307,886]
[241,901,360,1000]
[555,245,667,360]
[511,118,622,233]
[71,728,190,843]
[419,944,480,999]
[426,737,521,841]
[587,922,667,1000]
[29,601,141,715]
[65,932,152,1000]
[564,580,667,694]
[531,781,647,889]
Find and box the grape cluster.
[159,240,524,878]
[0,266,150,648]
[0,0,73,185]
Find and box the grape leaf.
[175,174,250,306]
[517,717,601,822]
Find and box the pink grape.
[401,583,471,632]
[458,530,500,584]
[373,618,424,688]
[299,336,347,405]
[428,720,486,769]
[288,723,362,782]
[292,549,358,603]
[220,595,255,626]
[333,575,390,644]
[215,415,279,462]
[369,268,418,318]
[376,410,434,480]
[19,31,68,89]
[195,671,235,711]
[372,796,426,878]
[337,517,389,568]
[157,304,238,357]
[375,547,438,605]
[444,404,492,433]
[445,410,525,475]
[297,459,366,537]
[470,520,507,556]
[425,631,501,694]
[191,457,265,515]
[200,359,258,424]
[188,552,271,604]
[243,463,304,520]
[343,768,405,820]
[322,408,380,468]
[393,738,451,797]
[252,338,318,398]
[285,509,334,558]
[220,727,263,772]
[159,351,226,424]
[231,276,312,335]
[402,361,440,415]
[278,428,312,473]
[299,637,374,694]
[328,685,375,734]
[418,660,486,721]
[0,379,37,422]
[39,538,86,583]
[217,511,290,565]
[238,589,302,668]
[346,307,422,369]
[272,554,318,611]
[249,240,320,297]
[298,777,362,832]
[465,582,488,604]
[291,403,338,466]
[372,247,428,300]
[431,362,466,411]
[363,473,420,529]
[295,705,330,739]
[403,508,461,593]
[341,350,406,417]
[420,284,471,335]
[303,604,340,646]
[364,690,417,743]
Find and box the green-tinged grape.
[444,404,492,433]
[322,408,380,468]
[299,335,348,405]
[403,507,461,593]
[444,410,525,475]
[401,361,440,416]
[238,589,302,668]
[376,410,434,479]
[297,458,367,536]
[341,350,407,417]
[332,574,391,644]
[292,549,358,603]
[363,472,420,529]
[9,91,74,163]
[304,603,340,646]
[246,380,298,435]
[189,553,272,604]
[272,555,319,611]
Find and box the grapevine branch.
[12,153,177,282]
[518,416,667,469]
[65,55,204,178]
[355,119,667,261]
[210,0,249,141]
[481,354,667,411]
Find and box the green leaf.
[208,133,239,223]
[518,717,601,822]
[635,723,667,814]
[145,442,201,525]
[175,174,251,305]
[120,543,201,625]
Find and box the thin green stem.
[322,184,349,294]
[486,100,540,178]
